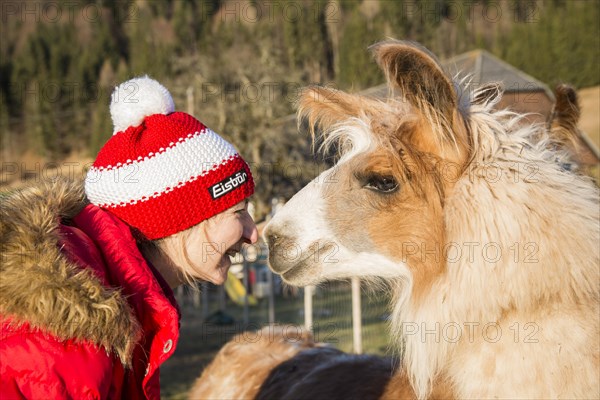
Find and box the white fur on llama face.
[265,163,413,287]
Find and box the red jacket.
[0,181,180,399]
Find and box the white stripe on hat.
[85,128,238,207]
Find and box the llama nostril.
[266,233,280,249]
[264,223,293,250]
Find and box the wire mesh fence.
[162,257,393,399]
[174,271,392,351]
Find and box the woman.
[0,76,258,399]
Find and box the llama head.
[265,41,472,291]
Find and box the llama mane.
[387,88,600,399]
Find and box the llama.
[189,325,397,399]
[188,326,316,399]
[264,41,599,399]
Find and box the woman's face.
[185,200,258,285]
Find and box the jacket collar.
[73,204,180,375]
[0,179,180,367]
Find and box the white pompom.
[110,75,175,134]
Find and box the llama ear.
[548,84,581,151]
[371,41,457,120]
[550,84,580,131]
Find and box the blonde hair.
[151,212,228,287]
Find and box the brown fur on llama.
[189,325,399,400]
[265,41,599,399]
[188,326,315,399]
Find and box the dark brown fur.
[548,84,581,154]
[257,347,399,400]
[188,326,316,399]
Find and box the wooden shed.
[443,50,555,123]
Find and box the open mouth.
[224,248,249,267]
[225,250,238,258]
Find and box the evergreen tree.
[2,0,598,182]
[500,1,599,88]
[173,1,196,55]
[90,90,112,156]
[338,7,384,90]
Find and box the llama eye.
[365,176,399,193]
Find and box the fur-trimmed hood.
[0,179,140,366]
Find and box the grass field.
[160,282,393,399]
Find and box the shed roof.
[360,49,555,101]
[443,49,554,99]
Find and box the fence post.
[267,268,275,324]
[304,285,314,333]
[351,277,363,354]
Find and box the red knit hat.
[85,76,254,240]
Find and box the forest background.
[1,0,598,218]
